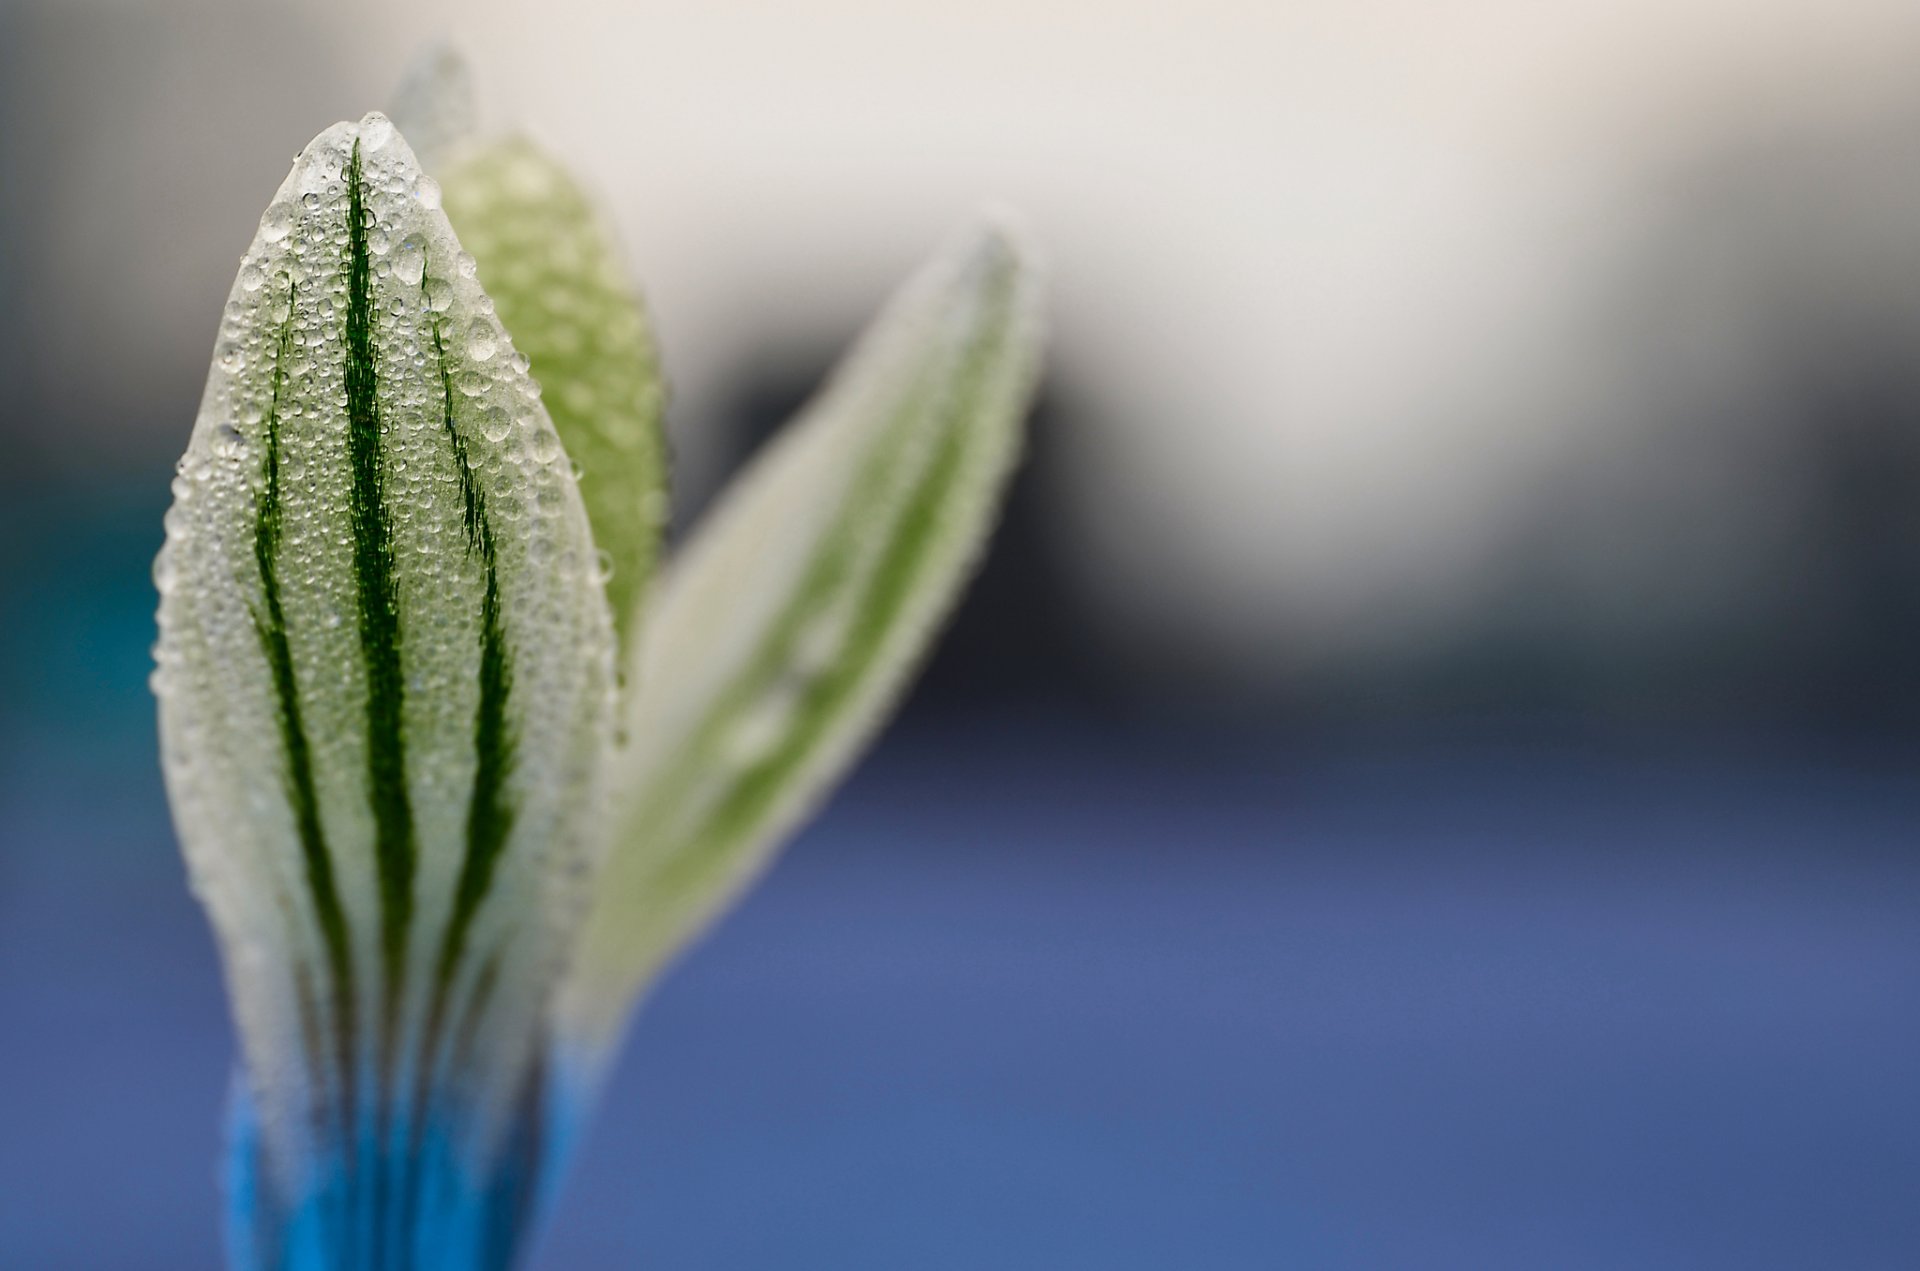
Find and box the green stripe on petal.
[555,221,1044,1072]
[439,135,669,661]
[153,112,614,1260]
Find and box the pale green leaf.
[152,112,614,1247]
[438,136,669,659]
[555,221,1044,1068]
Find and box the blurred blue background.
[6,1,1920,1267]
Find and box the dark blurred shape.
[1359,98,1920,732]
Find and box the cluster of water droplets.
[153,113,617,1234]
[439,136,668,637]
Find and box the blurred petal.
[555,220,1045,1083]
[152,113,614,1269]
[387,41,477,174]
[439,135,669,661]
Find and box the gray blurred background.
[4,2,1920,1267]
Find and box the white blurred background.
[9,0,1920,719]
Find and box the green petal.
[556,220,1045,1070]
[438,136,668,659]
[153,113,614,1224]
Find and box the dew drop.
[479,405,512,443]
[212,423,248,458]
[360,114,396,151]
[260,202,295,242]
[414,175,442,210]
[239,262,266,293]
[467,322,497,362]
[455,252,478,280]
[723,694,793,768]
[392,234,427,286]
[530,429,561,465]
[593,549,615,583]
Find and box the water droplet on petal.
[212,423,248,458]
[360,114,396,151]
[260,203,295,242]
[392,234,427,286]
[413,175,442,209]
[723,693,794,767]
[467,321,497,362]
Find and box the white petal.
[154,112,613,1265]
[555,219,1045,1084]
